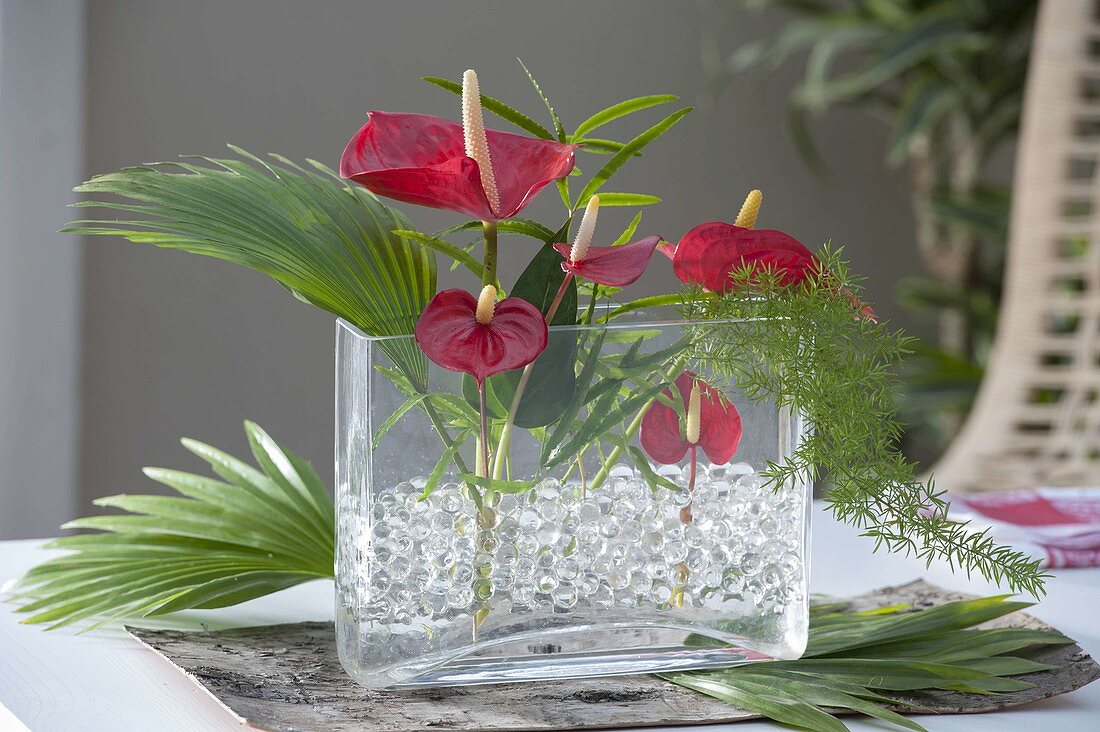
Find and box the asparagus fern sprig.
[687,248,1047,597]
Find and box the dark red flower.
[662,222,877,321]
[340,112,576,221]
[552,235,662,287]
[641,372,742,465]
[414,288,548,384]
[667,222,816,293]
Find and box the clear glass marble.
[336,314,810,689]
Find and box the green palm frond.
[10,422,334,629]
[61,147,436,389]
[664,594,1076,731]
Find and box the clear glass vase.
[335,313,810,689]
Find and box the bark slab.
[128,580,1099,731]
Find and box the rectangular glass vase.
[336,313,810,689]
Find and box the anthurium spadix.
[554,195,662,288]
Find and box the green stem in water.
[490,273,574,479]
[680,445,697,524]
[481,220,498,287]
[422,398,471,478]
[477,382,490,479]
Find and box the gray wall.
[75,0,921,517]
[0,0,84,539]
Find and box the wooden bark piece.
[128,581,1099,731]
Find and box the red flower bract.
[552,235,662,287]
[669,222,816,293]
[641,372,742,465]
[414,289,548,384]
[340,112,577,221]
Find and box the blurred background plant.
[701,0,1037,460]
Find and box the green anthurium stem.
[491,273,575,479]
[481,220,498,287]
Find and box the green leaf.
[460,474,539,494]
[394,229,484,279]
[807,596,1033,656]
[543,383,665,470]
[573,94,679,139]
[420,441,462,499]
[540,329,608,466]
[886,76,956,165]
[575,108,692,208]
[573,138,636,155]
[661,672,851,732]
[422,76,554,139]
[764,658,998,691]
[495,221,579,428]
[372,393,429,448]
[13,423,334,628]
[517,58,566,141]
[798,15,985,106]
[626,446,680,494]
[593,193,661,207]
[613,212,644,245]
[64,149,435,391]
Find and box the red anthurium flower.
[553,235,663,287]
[340,72,576,221]
[670,221,816,293]
[662,190,876,320]
[641,372,742,466]
[414,286,548,385]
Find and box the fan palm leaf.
[62,147,436,389]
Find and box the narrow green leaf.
[594,193,661,207]
[573,94,679,139]
[460,474,539,494]
[517,58,566,141]
[420,442,461,499]
[395,229,484,279]
[613,212,644,245]
[627,446,680,494]
[573,138,637,155]
[421,76,554,139]
[372,393,428,448]
[575,107,692,206]
[661,672,851,732]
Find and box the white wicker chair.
[931,0,1100,493]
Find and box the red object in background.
[951,488,1100,568]
[640,372,742,465]
[414,289,548,384]
[553,235,663,287]
[340,112,576,221]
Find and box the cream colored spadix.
[462,69,501,216]
[475,284,497,324]
[685,382,702,444]
[570,195,600,262]
[735,189,763,229]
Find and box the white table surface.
[2,503,1098,732]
